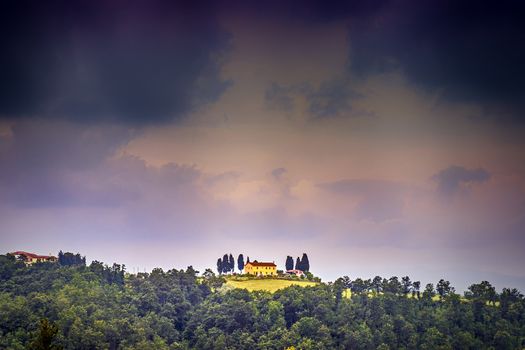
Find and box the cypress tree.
[222,254,230,274]
[237,254,244,272]
[217,258,222,275]
[229,254,235,273]
[301,253,310,272]
[295,257,302,271]
[285,256,294,271]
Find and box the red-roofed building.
[10,251,57,265]
[286,269,305,277]
[244,260,277,276]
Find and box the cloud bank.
[0,0,231,124]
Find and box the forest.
[0,253,524,350]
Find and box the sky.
[1,0,525,292]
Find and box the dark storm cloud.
[433,165,491,196]
[347,0,525,120]
[0,0,231,124]
[222,0,387,23]
[261,0,525,121]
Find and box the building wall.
[244,264,276,276]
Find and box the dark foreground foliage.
[0,254,524,349]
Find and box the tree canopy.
[0,253,524,349]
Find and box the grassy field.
[226,278,318,293]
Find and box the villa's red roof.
[11,251,56,259]
[246,261,276,267]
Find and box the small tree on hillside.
[237,254,244,272]
[285,256,294,271]
[217,258,223,275]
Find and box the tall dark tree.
[229,254,235,273]
[295,257,302,271]
[401,276,412,295]
[237,254,244,272]
[222,254,230,274]
[285,256,294,271]
[57,251,64,265]
[216,258,222,275]
[246,256,250,263]
[300,253,310,272]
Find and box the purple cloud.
[433,165,490,196]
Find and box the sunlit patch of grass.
[225,278,318,293]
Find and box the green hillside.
[1,254,523,349]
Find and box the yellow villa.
[244,260,277,276]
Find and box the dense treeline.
[1,254,524,349]
[57,251,86,267]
